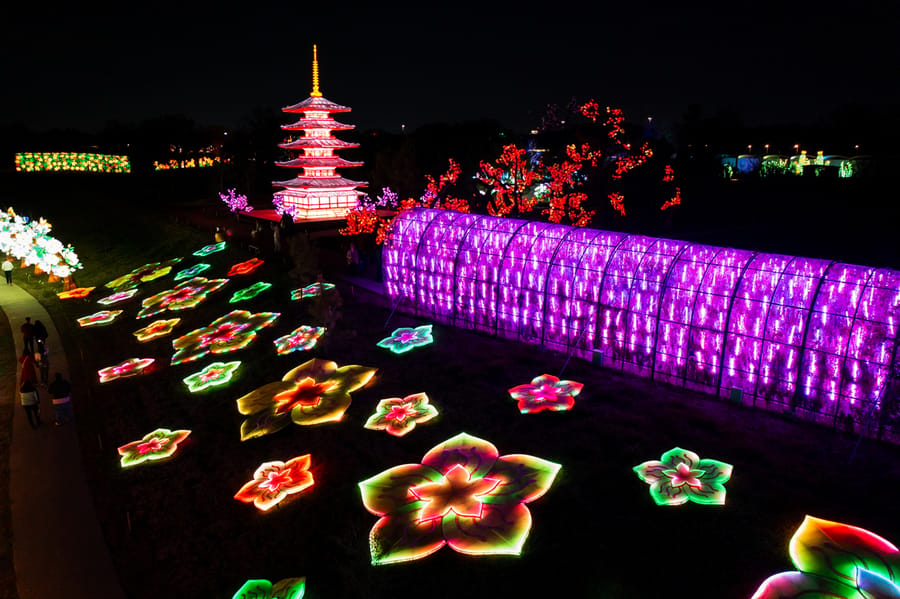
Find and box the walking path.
[1,282,125,599]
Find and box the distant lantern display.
[383,208,900,443]
[272,45,366,221]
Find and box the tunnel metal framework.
[382,209,900,441]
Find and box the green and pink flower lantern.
[291,282,335,300]
[174,263,211,281]
[236,358,377,441]
[231,577,305,599]
[183,361,242,392]
[358,432,561,565]
[118,428,190,468]
[364,393,438,437]
[77,310,124,328]
[508,374,584,413]
[98,358,155,383]
[752,516,900,599]
[133,318,181,342]
[193,241,226,257]
[137,276,228,319]
[171,309,280,365]
[633,447,732,506]
[106,257,182,290]
[274,325,325,355]
[377,325,433,354]
[234,454,314,511]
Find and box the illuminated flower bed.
[183,361,242,392]
[358,432,560,564]
[364,393,438,437]
[15,152,130,173]
[384,208,900,442]
[508,374,583,413]
[236,358,376,441]
[234,455,314,511]
[106,258,183,290]
[633,447,733,506]
[97,289,139,306]
[133,318,181,342]
[137,277,228,319]
[171,310,280,365]
[751,516,900,598]
[273,325,325,355]
[291,282,335,300]
[377,325,434,354]
[229,281,272,303]
[231,577,305,599]
[98,358,155,383]
[77,310,123,327]
[118,428,190,468]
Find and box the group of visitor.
[17,316,72,428]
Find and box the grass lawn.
[8,173,900,599]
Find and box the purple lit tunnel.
[383,209,900,440]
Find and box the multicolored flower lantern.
[133,318,181,342]
[359,432,560,564]
[234,454,314,511]
[137,277,228,319]
[77,310,123,327]
[118,428,190,468]
[291,282,335,300]
[236,358,376,441]
[57,287,95,300]
[508,374,584,413]
[97,288,138,306]
[174,263,211,281]
[171,310,280,365]
[633,447,733,506]
[377,325,433,354]
[364,393,438,437]
[751,516,900,599]
[98,358,155,383]
[193,241,226,257]
[274,325,325,355]
[106,258,182,290]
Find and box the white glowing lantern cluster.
[0,208,83,278]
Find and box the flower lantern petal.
[369,511,446,565]
[270,577,306,599]
[240,405,293,442]
[479,454,562,506]
[443,502,532,556]
[237,381,293,415]
[231,579,272,599]
[359,463,442,516]
[290,391,351,426]
[282,358,339,383]
[421,432,499,478]
[749,571,859,599]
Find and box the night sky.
[3,4,899,135]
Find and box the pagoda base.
[274,189,360,222]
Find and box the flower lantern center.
[259,469,293,493]
[665,462,704,488]
[273,377,337,414]
[410,464,501,522]
[533,384,560,402]
[397,332,417,343]
[386,405,413,422]
[137,437,168,455]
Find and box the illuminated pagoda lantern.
[273,45,365,221]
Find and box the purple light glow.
[383,209,900,441]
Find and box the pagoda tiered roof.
[282,117,355,131]
[279,138,359,150]
[282,95,351,113]
[275,157,363,168]
[273,175,366,188]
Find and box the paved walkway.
[1,282,125,599]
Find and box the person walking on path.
[19,348,38,387]
[33,318,49,354]
[2,256,13,285]
[21,316,35,355]
[20,379,42,428]
[36,345,50,385]
[48,372,73,426]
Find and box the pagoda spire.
[311,44,322,97]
